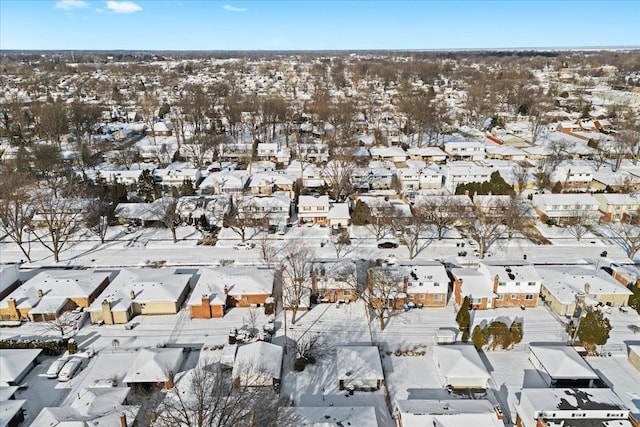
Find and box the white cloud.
[223,4,247,12]
[55,0,88,9]
[106,1,142,13]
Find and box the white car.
[46,357,69,379]
[234,242,255,250]
[57,358,82,382]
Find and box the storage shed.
[433,344,491,389]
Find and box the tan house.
[0,270,111,322]
[536,265,633,318]
[87,268,191,325]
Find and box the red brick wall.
[494,293,538,308]
[228,294,270,308]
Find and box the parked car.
[234,242,255,250]
[57,358,82,382]
[46,357,69,379]
[378,241,399,249]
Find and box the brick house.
[309,260,357,304]
[477,261,542,308]
[298,195,330,224]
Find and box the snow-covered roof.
[479,260,542,284]
[536,266,632,305]
[451,268,494,298]
[298,195,329,207]
[88,268,191,313]
[0,400,27,426]
[519,387,628,413]
[0,270,111,312]
[396,400,503,427]
[336,345,383,381]
[123,348,184,384]
[0,349,42,385]
[190,267,272,301]
[233,341,283,381]
[283,406,378,426]
[327,202,350,220]
[433,344,491,382]
[529,345,599,380]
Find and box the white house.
[531,193,600,224]
[298,195,330,224]
[433,344,491,389]
[444,161,492,193]
[396,399,503,427]
[444,140,485,161]
[336,345,384,391]
[233,341,283,388]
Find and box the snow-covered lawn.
[372,306,458,349]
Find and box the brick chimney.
[223,285,228,294]
[403,276,408,293]
[119,413,127,427]
[101,299,114,325]
[493,275,500,293]
[129,290,135,300]
[7,298,18,318]
[201,294,211,319]
[37,289,44,298]
[166,371,175,389]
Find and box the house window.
[528,282,536,286]
[303,207,311,211]
[343,289,351,296]
[434,282,440,287]
[434,294,443,301]
[496,294,504,300]
[418,294,425,299]
[471,298,482,304]
[498,282,506,286]
[525,294,534,300]
[510,294,517,299]
[242,296,248,301]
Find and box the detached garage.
[336,345,384,391]
[433,344,490,390]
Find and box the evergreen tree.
[629,286,640,315]
[351,200,371,225]
[577,309,612,350]
[456,296,471,341]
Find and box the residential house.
[233,341,283,389]
[0,270,111,322]
[30,388,140,427]
[395,400,503,427]
[198,171,249,195]
[369,167,395,190]
[419,165,445,190]
[433,344,491,389]
[327,202,351,228]
[195,266,273,311]
[451,268,496,310]
[594,193,640,223]
[0,265,20,300]
[309,260,357,303]
[113,198,176,226]
[531,193,601,225]
[477,261,543,308]
[0,349,42,386]
[397,168,420,191]
[369,146,408,163]
[175,195,230,227]
[248,172,295,195]
[536,265,633,317]
[528,345,600,388]
[153,168,202,189]
[282,407,378,427]
[515,388,629,427]
[147,121,173,137]
[296,143,329,164]
[236,194,291,228]
[404,262,450,307]
[122,348,184,389]
[485,143,527,162]
[256,143,290,164]
[443,140,485,161]
[444,162,492,193]
[98,169,144,188]
[298,195,330,224]
[406,146,447,163]
[88,268,192,325]
[336,345,384,391]
[550,163,594,192]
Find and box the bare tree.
[458,203,507,259]
[512,163,531,195]
[417,195,465,240]
[0,169,35,261]
[146,197,180,243]
[565,210,598,242]
[394,205,432,260]
[30,179,87,262]
[223,195,262,243]
[606,222,640,259]
[364,204,395,241]
[279,240,315,325]
[35,99,68,147]
[328,229,352,258]
[84,199,111,244]
[362,267,405,331]
[322,147,355,202]
[156,360,296,427]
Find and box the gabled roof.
[123,348,184,384]
[0,349,42,384]
[529,345,599,380]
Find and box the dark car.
[378,241,399,249]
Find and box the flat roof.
[530,346,599,380]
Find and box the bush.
[0,339,64,356]
[628,286,640,315]
[294,358,307,372]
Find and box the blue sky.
[0,0,638,50]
